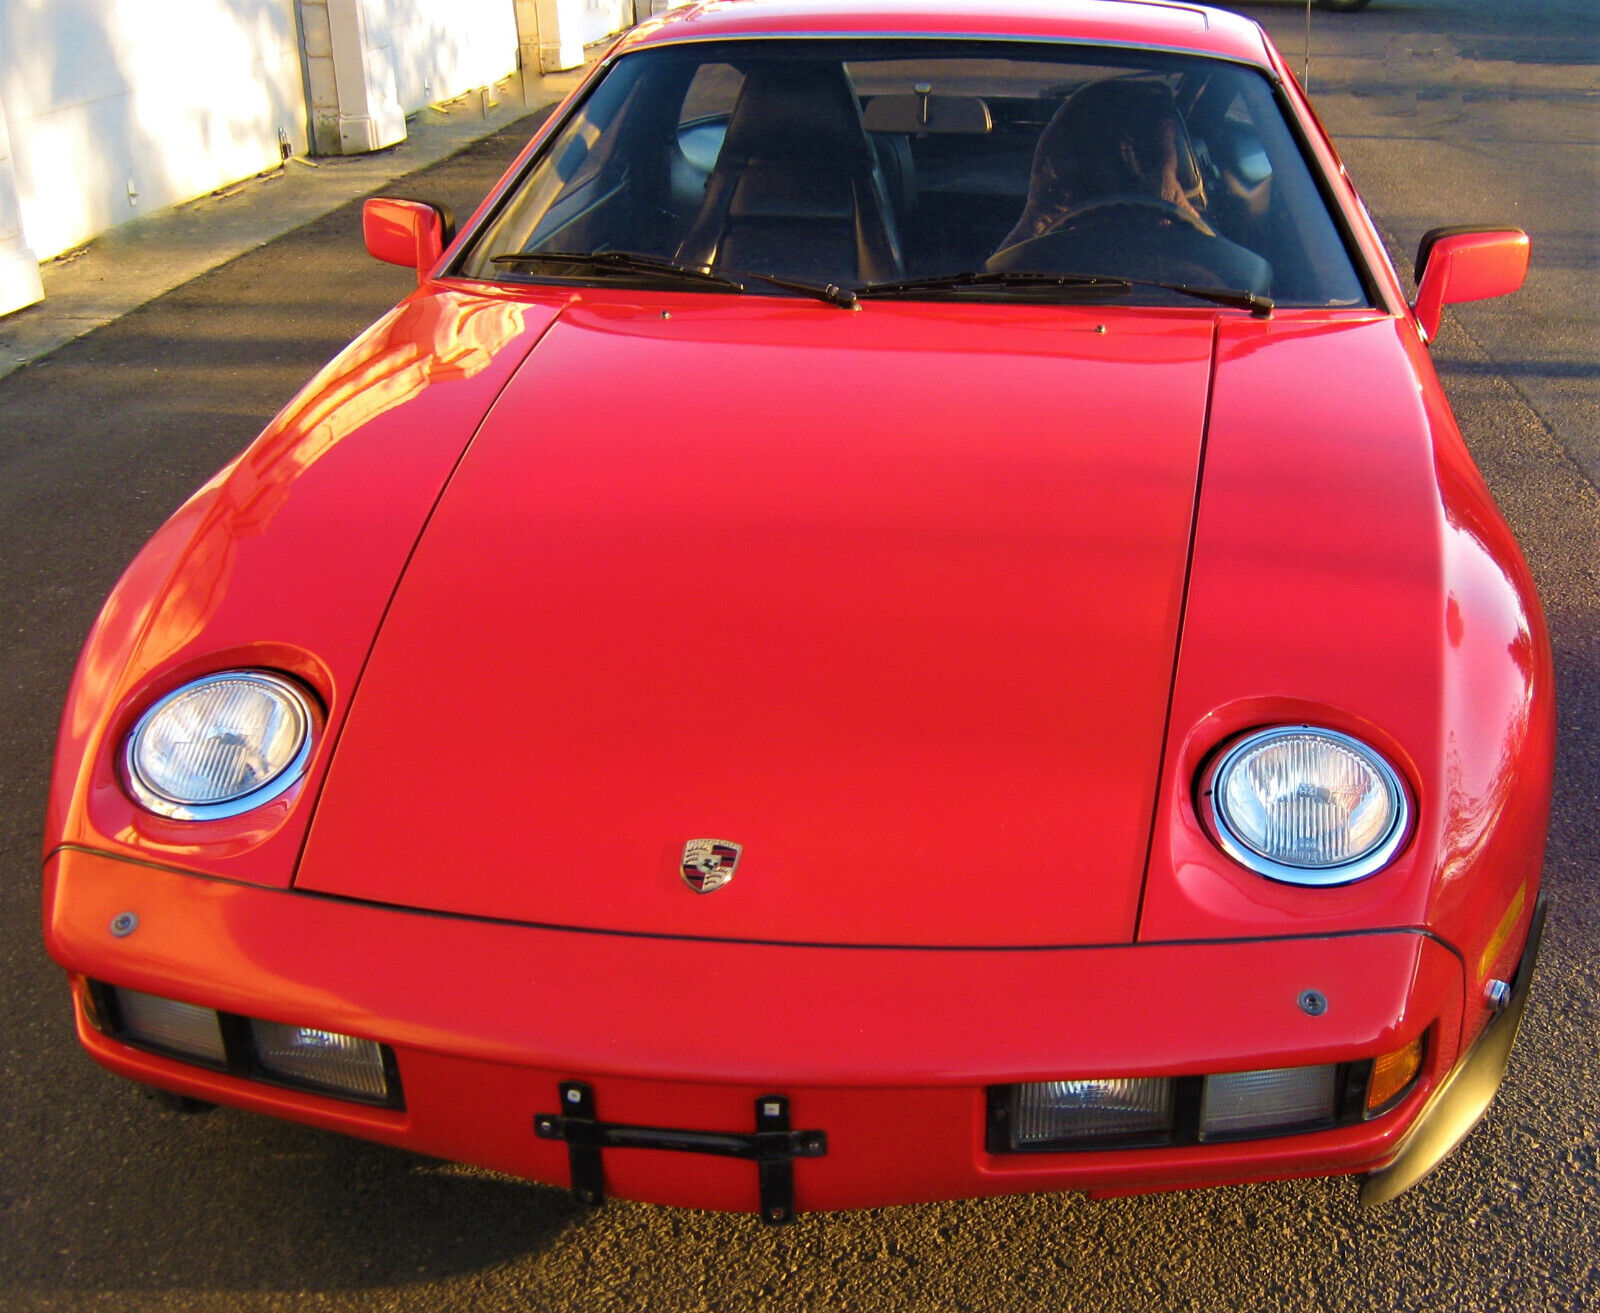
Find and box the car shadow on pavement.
[11,1090,590,1296]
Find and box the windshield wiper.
[490,249,745,290]
[723,268,859,308]
[490,250,858,308]
[1124,279,1274,317]
[855,270,1132,299]
[856,269,1274,317]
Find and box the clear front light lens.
[1200,1065,1338,1139]
[1207,727,1408,885]
[124,671,314,820]
[250,1021,391,1101]
[112,987,228,1066]
[1010,1078,1174,1147]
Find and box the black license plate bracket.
[534,1083,828,1224]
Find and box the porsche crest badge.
[681,839,741,893]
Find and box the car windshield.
[458,39,1368,308]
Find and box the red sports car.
[43,0,1550,1221]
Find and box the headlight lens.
[1205,727,1407,885]
[124,671,314,820]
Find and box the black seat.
[675,62,902,285]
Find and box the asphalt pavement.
[1,1,1595,1309]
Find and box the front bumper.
[1359,893,1547,1205]
[48,846,1483,1214]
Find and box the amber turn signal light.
[1367,1036,1424,1114]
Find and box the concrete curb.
[0,68,583,383]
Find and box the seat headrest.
[1033,78,1205,207]
[720,62,874,167]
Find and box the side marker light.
[1366,1036,1424,1115]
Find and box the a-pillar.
[0,92,44,317]
[298,0,407,155]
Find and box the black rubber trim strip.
[51,842,1467,961]
[1358,893,1547,1206]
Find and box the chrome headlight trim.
[123,670,315,821]
[1202,725,1410,886]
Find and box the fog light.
[112,988,227,1066]
[250,1021,390,1102]
[1366,1036,1424,1115]
[1200,1065,1337,1139]
[1010,1078,1174,1147]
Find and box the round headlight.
[1204,727,1408,885]
[124,671,315,820]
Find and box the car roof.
[620,0,1274,68]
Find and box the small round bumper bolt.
[109,912,138,937]
[1485,979,1512,1014]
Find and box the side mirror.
[1412,227,1529,341]
[362,198,456,284]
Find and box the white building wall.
[0,0,627,304]
[0,0,308,261]
[383,0,521,110]
[299,0,407,154]
[0,93,45,315]
[536,0,631,70]
[572,0,632,47]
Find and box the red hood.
[48,288,569,887]
[297,296,1216,946]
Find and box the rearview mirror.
[362,198,456,283]
[863,92,992,135]
[1412,227,1529,341]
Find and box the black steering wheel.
[1058,195,1204,230]
[992,195,1209,265]
[987,194,1270,296]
